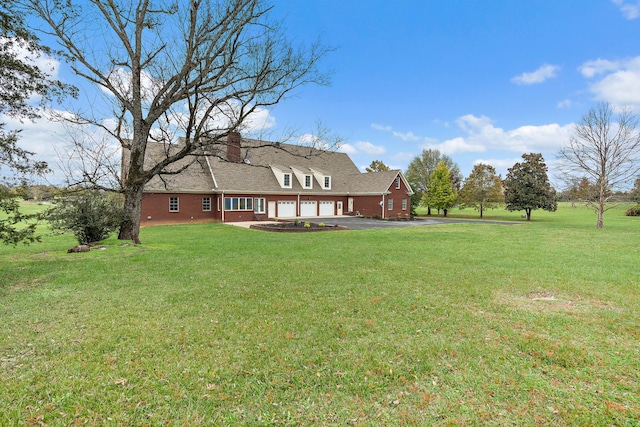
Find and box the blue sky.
[6,0,640,184]
[268,0,640,181]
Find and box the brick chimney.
[227,131,241,163]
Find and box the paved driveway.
[296,216,519,230]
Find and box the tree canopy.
[558,103,640,228]
[21,0,332,244]
[365,160,390,173]
[422,161,457,216]
[406,149,461,215]
[503,153,557,221]
[1,3,74,244]
[458,163,503,218]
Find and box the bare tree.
[21,0,332,243]
[558,103,640,228]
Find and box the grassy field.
[1,203,639,425]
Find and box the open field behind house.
[1,203,639,425]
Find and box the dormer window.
[309,167,331,190]
[305,175,312,188]
[270,165,294,189]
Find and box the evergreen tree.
[503,153,557,221]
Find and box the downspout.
[221,192,225,223]
[381,193,385,219]
[204,153,220,222]
[297,193,300,217]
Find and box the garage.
[319,201,335,216]
[300,201,317,217]
[277,200,296,218]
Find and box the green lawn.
[1,204,639,425]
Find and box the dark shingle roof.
[137,136,411,195]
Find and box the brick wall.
[141,193,217,224]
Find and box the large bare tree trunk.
[118,182,144,244]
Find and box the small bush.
[625,204,640,216]
[304,222,311,228]
[46,189,124,245]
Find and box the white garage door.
[319,201,335,216]
[300,201,317,217]
[277,201,296,218]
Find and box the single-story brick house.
[130,132,414,224]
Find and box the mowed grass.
[1,204,639,426]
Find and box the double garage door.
[277,200,335,217]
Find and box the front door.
[268,201,276,218]
[336,201,343,215]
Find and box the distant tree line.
[404,149,557,221]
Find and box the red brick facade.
[141,173,412,224]
[352,176,411,219]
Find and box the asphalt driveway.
[296,216,519,230]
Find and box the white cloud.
[355,141,386,155]
[611,0,640,19]
[423,114,574,156]
[0,37,62,81]
[104,67,163,102]
[579,56,640,106]
[557,99,572,109]
[392,130,420,141]
[579,58,620,78]
[391,151,416,164]
[338,143,357,154]
[1,112,71,183]
[511,64,560,85]
[371,123,392,132]
[472,157,521,171]
[371,123,420,141]
[425,137,486,155]
[242,107,276,132]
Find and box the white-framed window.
[254,198,266,214]
[304,175,312,188]
[224,197,254,211]
[202,197,211,212]
[395,176,401,189]
[169,196,179,212]
[387,198,393,210]
[283,173,291,187]
[402,198,407,210]
[323,176,331,189]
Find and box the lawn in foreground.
[1,204,639,425]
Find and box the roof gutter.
[204,154,218,189]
